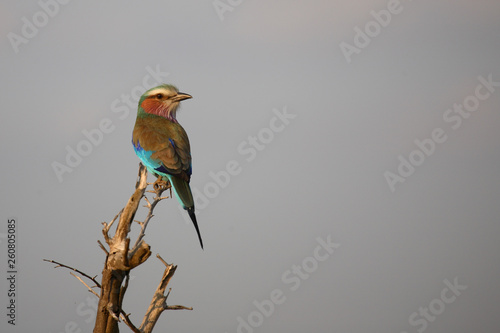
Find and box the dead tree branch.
[139,254,192,332]
[43,259,101,289]
[70,272,100,297]
[130,178,170,257]
[46,163,193,333]
[93,164,150,333]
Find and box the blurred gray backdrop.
[1,0,500,332]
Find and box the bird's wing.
[133,119,192,180]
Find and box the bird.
[132,84,203,249]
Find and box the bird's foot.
[153,177,170,192]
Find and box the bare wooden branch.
[120,310,140,333]
[102,209,123,245]
[128,240,151,269]
[43,259,101,289]
[97,240,109,255]
[94,269,120,333]
[107,209,122,232]
[139,255,192,333]
[47,163,194,333]
[70,272,100,297]
[94,164,150,333]
[107,303,121,321]
[166,305,194,310]
[157,254,169,267]
[130,180,170,257]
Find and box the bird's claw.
[153,178,169,192]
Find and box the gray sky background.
[1,1,500,332]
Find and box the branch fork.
[45,163,192,333]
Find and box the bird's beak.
[172,92,192,102]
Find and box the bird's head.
[138,84,192,122]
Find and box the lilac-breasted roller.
[132,84,203,249]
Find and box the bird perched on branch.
[132,84,203,249]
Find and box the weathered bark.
[93,164,149,333]
[47,163,192,333]
[139,255,193,332]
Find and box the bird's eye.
[156,94,163,99]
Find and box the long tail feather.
[187,207,203,249]
[167,175,203,249]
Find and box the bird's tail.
[187,207,204,249]
[168,175,194,208]
[167,175,204,249]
